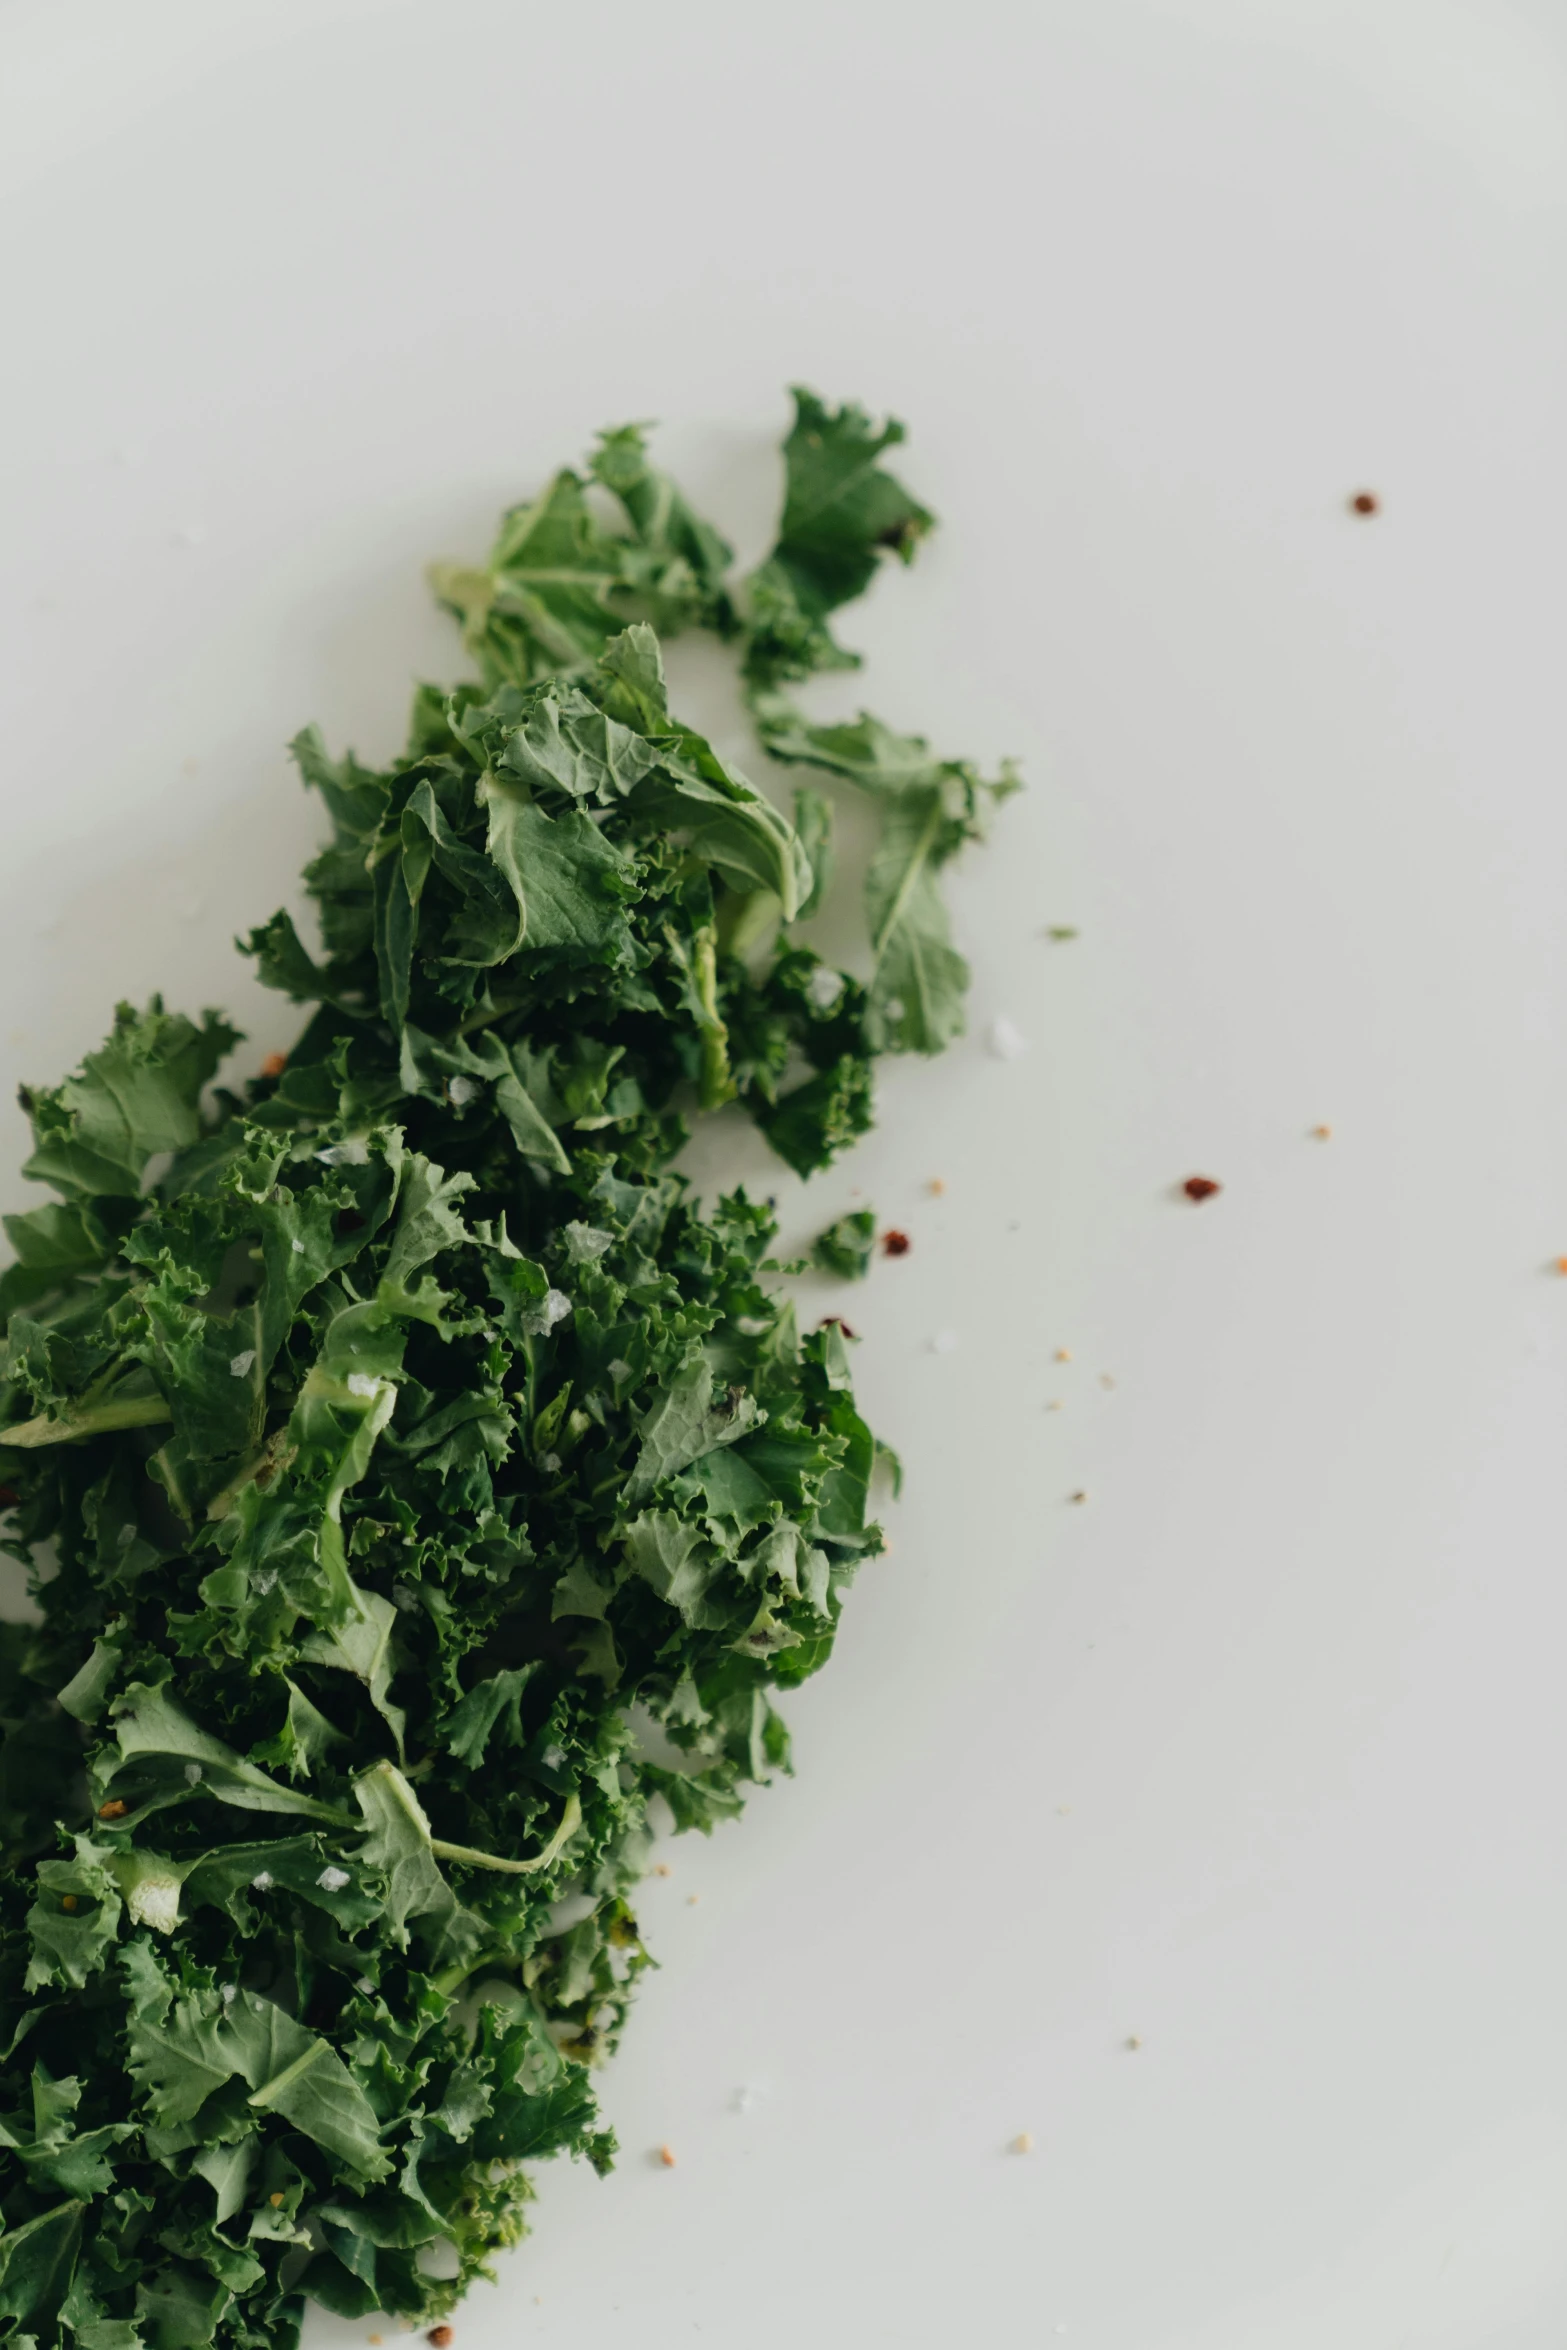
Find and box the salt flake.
[521,1288,571,1337]
[228,1349,256,1379]
[316,1866,350,1893]
[987,1016,1029,1061]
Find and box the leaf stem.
[0,1396,172,1448]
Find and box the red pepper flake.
[818,1315,857,1340]
[1348,490,1380,516]
[1554,1258,1567,1277]
[97,1799,128,1821]
[881,1229,911,1257]
[0,1486,17,1509]
[658,2143,677,2168]
[259,1050,288,1080]
[1182,1176,1221,1202]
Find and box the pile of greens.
[0,392,1013,2350]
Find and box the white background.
[2,2,1567,2343]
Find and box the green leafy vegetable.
[810,1211,877,1282]
[0,390,1011,2350]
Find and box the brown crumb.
[60,1895,78,1912]
[97,1800,128,1821]
[1182,1175,1221,1202]
[368,2336,383,2345]
[1311,1123,1332,1141]
[1069,1490,1088,1505]
[1126,2035,1143,2052]
[1010,2131,1034,2155]
[259,1050,288,1080]
[1045,1399,1063,1412]
[881,1228,911,1257]
[928,1177,947,1195]
[1348,490,1380,516]
[653,1863,672,1878]
[1099,1373,1116,1390]
[687,1894,700,1906]
[427,2328,454,2347]
[658,2143,677,2168]
[1054,1346,1072,1363]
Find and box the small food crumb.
[1010,2131,1034,2154]
[1057,1805,1071,1815]
[1182,1175,1221,1202]
[1311,1123,1332,1141]
[653,1863,672,1878]
[1126,2035,1143,2052]
[1099,1373,1116,1390]
[687,1894,700,1906]
[260,1050,288,1079]
[1069,1490,1088,1505]
[427,2329,454,2347]
[60,1894,77,1911]
[987,1014,1029,1061]
[97,1800,128,1821]
[818,1314,858,1340]
[1348,490,1380,516]
[1553,1258,1567,1278]
[1054,1346,1072,1362]
[928,1176,946,1195]
[1045,1399,1062,1412]
[658,2144,677,2168]
[881,1228,911,1257]
[368,2335,383,2344]
[1046,925,1078,941]
[269,2193,285,2208]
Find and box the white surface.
[3,1,1567,2342]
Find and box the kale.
[0,392,1010,2350]
[810,1212,878,1282]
